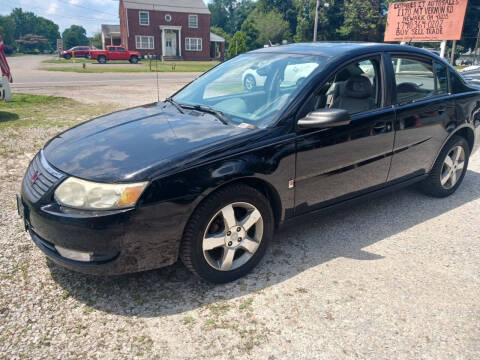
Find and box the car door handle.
[373,122,391,132]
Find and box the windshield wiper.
[180,104,230,125]
[165,98,185,114]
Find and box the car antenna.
[155,54,160,102]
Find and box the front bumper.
[19,194,187,275]
[18,193,188,275]
[18,151,193,275]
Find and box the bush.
[227,31,248,58]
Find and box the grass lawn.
[0,94,116,159]
[42,60,218,73]
[0,94,115,130]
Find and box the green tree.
[257,0,297,34]
[209,0,256,35]
[234,0,257,32]
[211,26,231,48]
[228,31,248,58]
[0,15,16,47]
[91,32,102,49]
[15,34,49,53]
[62,25,89,49]
[338,0,383,41]
[294,0,345,43]
[209,0,236,34]
[240,16,259,50]
[248,10,292,46]
[10,8,59,51]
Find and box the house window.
[188,15,198,28]
[165,14,172,22]
[185,38,202,51]
[139,11,150,26]
[135,35,154,49]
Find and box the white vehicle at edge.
[242,62,320,91]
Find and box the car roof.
[251,42,443,62]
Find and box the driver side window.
[392,57,435,104]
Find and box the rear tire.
[98,56,107,64]
[180,184,274,283]
[420,135,470,198]
[85,53,90,59]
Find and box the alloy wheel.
[440,145,465,190]
[202,202,263,271]
[244,76,255,91]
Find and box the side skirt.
[278,174,428,230]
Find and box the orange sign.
[385,0,469,42]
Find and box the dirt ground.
[0,57,479,360]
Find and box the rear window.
[435,62,448,95]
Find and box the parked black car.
[18,43,480,283]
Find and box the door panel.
[117,47,129,60]
[108,47,117,60]
[295,107,395,215]
[387,56,455,181]
[388,97,454,180]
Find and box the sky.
[1,0,211,36]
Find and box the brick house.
[119,0,225,61]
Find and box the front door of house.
[165,31,176,56]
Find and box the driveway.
[9,55,199,107]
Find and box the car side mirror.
[298,108,351,129]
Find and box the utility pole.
[313,2,330,42]
[313,0,320,42]
[475,22,480,65]
[450,40,456,65]
[440,40,447,59]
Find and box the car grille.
[22,151,65,202]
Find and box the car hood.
[43,103,254,182]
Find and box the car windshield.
[173,53,330,128]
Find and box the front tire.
[180,184,274,283]
[129,56,139,64]
[64,54,72,60]
[420,135,470,197]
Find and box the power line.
[3,0,116,22]
[56,0,118,17]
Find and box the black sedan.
[18,43,480,283]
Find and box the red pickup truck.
[89,46,140,64]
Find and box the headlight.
[54,177,148,210]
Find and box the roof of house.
[122,0,210,14]
[101,24,120,35]
[210,32,225,43]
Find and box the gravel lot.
[9,55,198,107]
[0,57,479,359]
